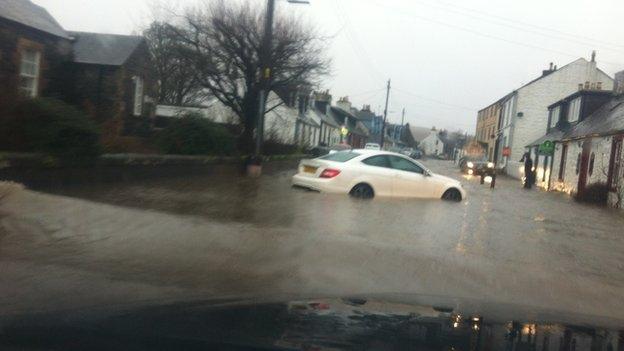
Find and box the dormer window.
[549,106,561,129]
[568,97,582,123]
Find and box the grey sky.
[35,0,624,132]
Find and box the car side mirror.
[423,170,431,177]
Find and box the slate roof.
[0,0,69,39]
[527,95,624,146]
[409,126,432,142]
[69,31,144,65]
[330,106,370,136]
[312,109,340,128]
[354,108,378,121]
[562,95,624,140]
[527,129,565,147]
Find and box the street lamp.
[250,0,310,176]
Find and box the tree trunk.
[238,91,259,155]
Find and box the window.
[362,155,390,168]
[319,151,360,162]
[388,156,424,174]
[19,49,40,97]
[588,152,595,176]
[568,97,581,122]
[133,76,144,116]
[575,153,581,175]
[550,106,560,129]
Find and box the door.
[577,140,591,194]
[558,144,568,181]
[608,136,623,191]
[360,155,396,197]
[387,155,430,198]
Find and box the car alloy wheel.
[350,184,374,199]
[442,189,462,202]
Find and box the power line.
[369,0,624,68]
[332,0,385,84]
[419,0,624,51]
[393,88,477,112]
[409,0,624,55]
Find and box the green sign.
[341,126,349,136]
[538,140,555,155]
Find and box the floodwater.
[1,160,624,327]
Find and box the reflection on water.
[3,298,622,350]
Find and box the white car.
[292,149,466,201]
[364,143,381,150]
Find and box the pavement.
[1,160,624,327]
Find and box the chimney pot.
[596,82,602,90]
[549,62,554,70]
[578,84,584,91]
[584,81,590,89]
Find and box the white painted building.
[409,126,444,156]
[494,58,613,179]
[157,92,319,147]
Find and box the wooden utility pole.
[254,0,276,163]
[401,108,406,141]
[380,79,391,149]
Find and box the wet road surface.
[1,160,624,326]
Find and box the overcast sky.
[35,0,624,132]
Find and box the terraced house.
[528,71,624,208]
[488,56,613,179]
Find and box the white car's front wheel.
[441,188,462,202]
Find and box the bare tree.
[144,22,205,106]
[171,0,330,152]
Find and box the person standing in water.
[519,152,534,189]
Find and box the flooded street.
[2,160,624,326]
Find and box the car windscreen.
[319,151,361,162]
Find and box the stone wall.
[550,137,612,194]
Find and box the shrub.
[156,113,235,155]
[1,98,101,163]
[574,182,609,204]
[263,140,301,155]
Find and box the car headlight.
[487,162,495,168]
[466,162,474,168]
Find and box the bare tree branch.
[164,0,330,152]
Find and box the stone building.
[0,0,72,114]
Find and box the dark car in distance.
[459,155,495,175]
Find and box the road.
[1,160,624,326]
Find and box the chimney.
[584,81,590,90]
[362,104,371,112]
[578,83,584,91]
[591,50,596,62]
[596,82,602,90]
[542,62,556,77]
[336,96,352,112]
[313,90,332,115]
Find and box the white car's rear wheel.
[350,184,374,199]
